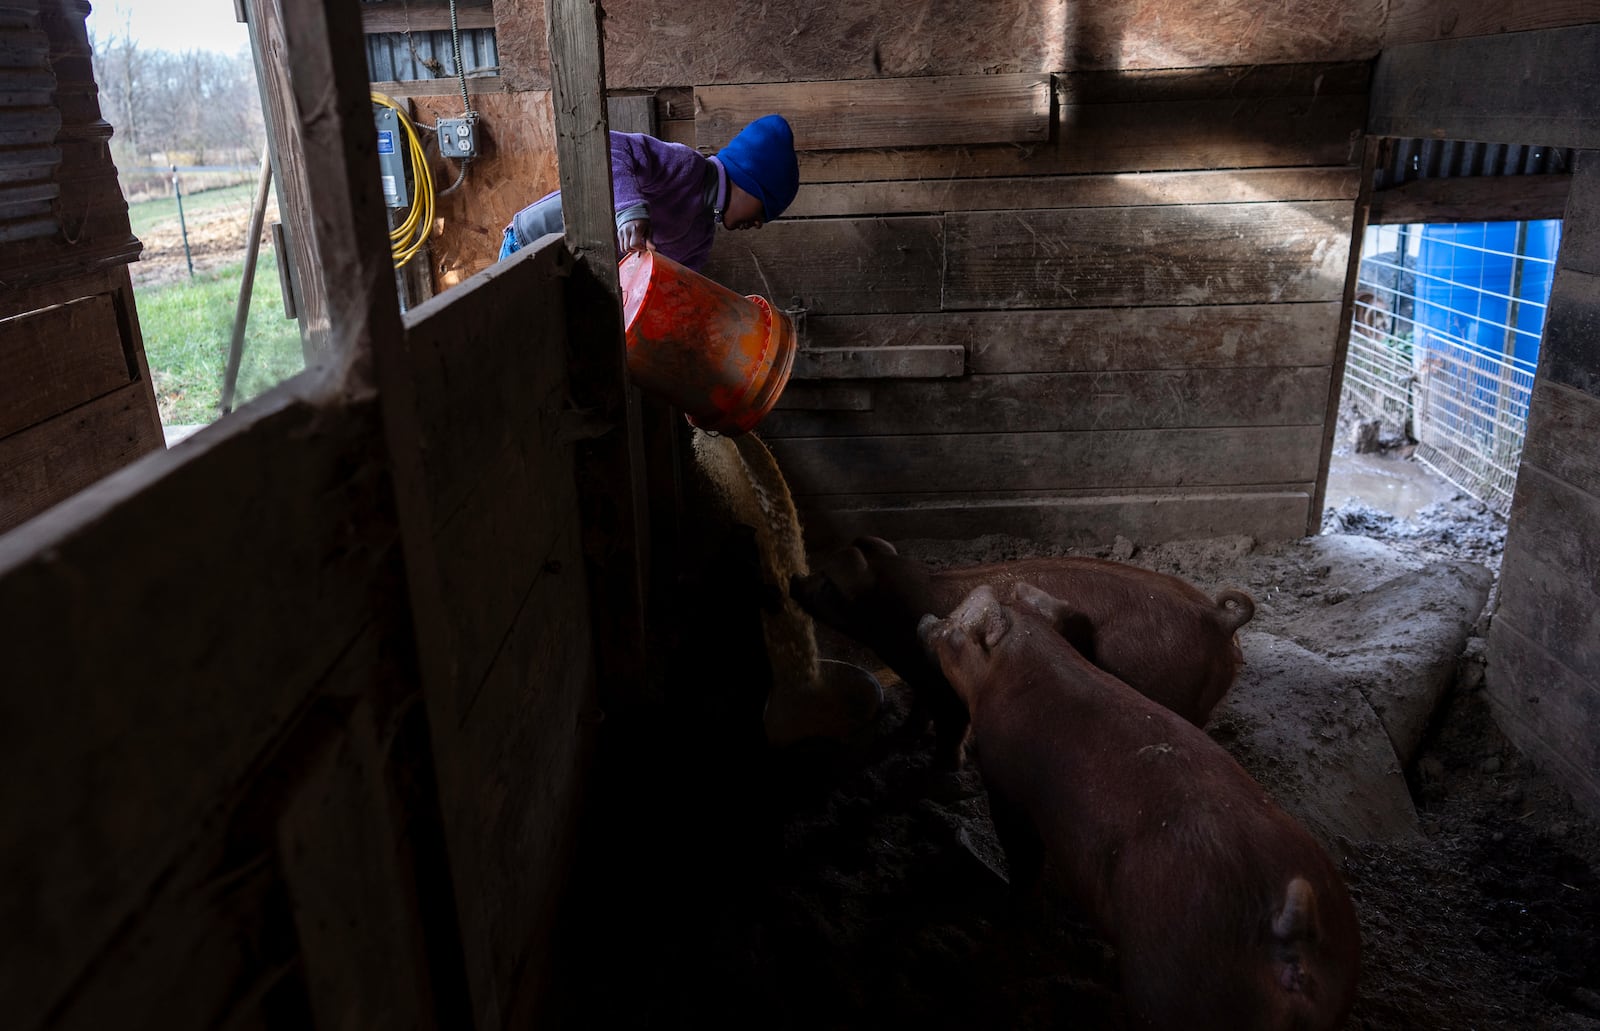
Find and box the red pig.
[918,582,1360,1031]
[790,537,1253,769]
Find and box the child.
[499,113,800,271]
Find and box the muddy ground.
[130,194,274,291]
[555,453,1599,1030]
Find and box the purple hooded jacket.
[507,132,726,271]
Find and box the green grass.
[127,181,258,239]
[137,245,305,426]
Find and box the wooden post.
[546,0,653,709]
[273,0,473,1024]
[1308,135,1381,536]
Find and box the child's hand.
[618,218,653,255]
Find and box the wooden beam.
[1307,136,1379,535]
[1369,173,1571,225]
[943,201,1351,310]
[695,74,1050,152]
[1369,24,1600,149]
[786,167,1360,218]
[546,0,651,708]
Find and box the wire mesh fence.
[1344,220,1561,516]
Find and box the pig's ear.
[855,536,898,557]
[978,604,1010,653]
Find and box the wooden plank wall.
[1490,152,1600,821]
[685,64,1368,546]
[0,237,598,1031]
[0,0,161,533]
[2,0,627,1021]
[1367,15,1600,821]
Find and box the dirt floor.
[130,195,275,291]
[556,437,1599,1030]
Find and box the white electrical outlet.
[437,115,479,159]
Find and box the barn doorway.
[1324,137,1572,555]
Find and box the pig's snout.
[916,612,942,652]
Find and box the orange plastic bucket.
[619,250,797,435]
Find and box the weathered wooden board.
[411,91,562,290]
[1537,267,1600,402]
[801,95,1366,184]
[1369,173,1571,225]
[773,382,874,411]
[404,248,578,698]
[1557,152,1599,278]
[0,387,396,1026]
[0,292,130,439]
[361,0,494,33]
[598,0,1380,86]
[768,424,1324,496]
[278,692,455,1030]
[1504,462,1600,600]
[0,379,165,533]
[1385,0,1600,47]
[1307,135,1378,536]
[804,303,1342,374]
[792,344,964,380]
[546,0,652,723]
[432,517,593,1027]
[695,74,1050,152]
[703,216,943,315]
[1487,615,1600,821]
[607,93,657,135]
[1519,377,1600,500]
[787,167,1361,218]
[39,798,312,1028]
[1498,533,1600,687]
[944,201,1352,310]
[1369,25,1600,150]
[762,367,1330,438]
[794,488,1313,550]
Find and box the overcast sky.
[86,0,251,54]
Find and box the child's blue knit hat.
[717,114,800,220]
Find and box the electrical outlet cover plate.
[437,116,478,159]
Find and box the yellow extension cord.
[370,90,434,269]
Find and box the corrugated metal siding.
[1377,137,1574,190]
[0,4,63,245]
[365,27,498,82]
